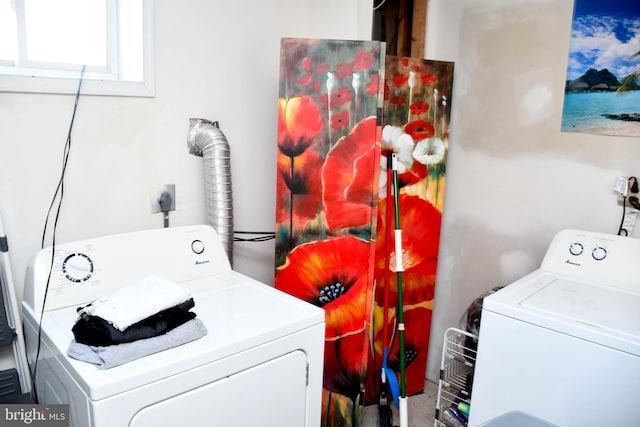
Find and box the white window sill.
[0,73,155,97]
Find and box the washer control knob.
[191,239,205,254]
[592,246,607,261]
[569,242,583,256]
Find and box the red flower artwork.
[365,305,433,402]
[324,330,368,399]
[302,56,312,72]
[275,235,373,400]
[335,62,355,79]
[276,40,454,425]
[409,100,430,115]
[353,51,375,71]
[386,306,433,395]
[421,72,437,85]
[389,96,406,106]
[275,149,323,224]
[299,73,313,86]
[393,74,409,87]
[275,235,371,339]
[278,96,324,157]
[322,116,380,231]
[316,63,330,74]
[278,96,325,242]
[330,111,350,131]
[374,194,441,307]
[398,162,429,187]
[404,119,435,141]
[366,74,379,96]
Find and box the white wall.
[425,0,640,381]
[0,0,372,370]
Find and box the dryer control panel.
[23,225,232,313]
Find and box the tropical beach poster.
[561,0,640,137]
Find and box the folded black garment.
[72,298,196,347]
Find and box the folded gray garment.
[67,318,207,369]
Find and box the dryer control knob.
[592,246,607,261]
[62,253,94,283]
[191,239,205,254]
[569,242,583,256]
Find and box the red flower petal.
[399,161,428,187]
[278,96,324,157]
[324,330,368,399]
[322,117,381,231]
[344,143,378,204]
[275,235,371,339]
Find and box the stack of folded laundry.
[67,276,207,369]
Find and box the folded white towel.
[81,276,191,331]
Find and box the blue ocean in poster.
[561,91,640,136]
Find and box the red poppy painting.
[275,39,454,425]
[276,38,385,426]
[366,56,454,404]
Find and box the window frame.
[0,0,154,97]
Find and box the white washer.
[22,225,325,427]
[468,229,640,427]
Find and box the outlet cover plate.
[150,184,175,213]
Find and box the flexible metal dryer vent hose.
[187,118,233,265]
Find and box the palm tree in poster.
[617,48,639,93]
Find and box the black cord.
[31,65,85,403]
[233,230,275,242]
[618,196,628,236]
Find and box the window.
[0,0,154,97]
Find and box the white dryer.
[22,225,325,427]
[468,230,640,427]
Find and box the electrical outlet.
[615,176,629,204]
[615,176,639,205]
[150,184,175,213]
[614,177,629,196]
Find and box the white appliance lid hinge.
[306,363,309,386]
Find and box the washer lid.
[521,278,640,338]
[483,271,640,356]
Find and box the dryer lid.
[36,273,325,401]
